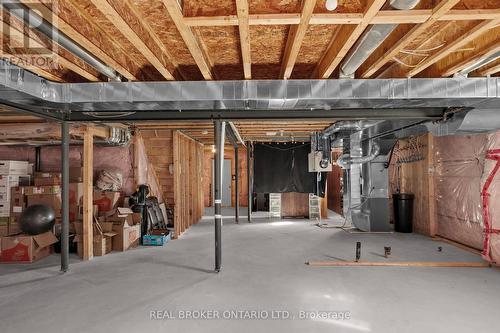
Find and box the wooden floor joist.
[235,0,251,80]
[315,0,387,79]
[280,0,316,80]
[307,261,491,267]
[360,0,462,78]
[90,0,175,80]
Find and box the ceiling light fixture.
[326,0,338,11]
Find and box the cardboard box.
[0,231,57,263]
[105,207,141,226]
[34,177,61,186]
[0,160,29,175]
[10,186,27,216]
[8,221,21,235]
[0,175,31,197]
[0,225,8,236]
[112,222,140,252]
[27,193,62,217]
[24,185,61,196]
[0,202,9,217]
[93,191,121,215]
[73,220,117,257]
[93,232,117,256]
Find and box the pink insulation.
[133,133,164,202]
[0,144,136,195]
[434,134,487,250]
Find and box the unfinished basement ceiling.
[0,0,497,82]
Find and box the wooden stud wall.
[391,133,436,236]
[173,131,204,238]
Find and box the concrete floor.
[1,208,500,333]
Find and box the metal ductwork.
[321,121,363,139]
[2,1,122,81]
[106,127,131,146]
[337,141,380,169]
[457,51,500,77]
[339,0,420,78]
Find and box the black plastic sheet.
[253,143,326,197]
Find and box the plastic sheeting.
[481,132,500,263]
[434,134,487,250]
[133,132,163,203]
[253,143,326,196]
[0,145,135,194]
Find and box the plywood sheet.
[184,0,236,16]
[314,0,364,13]
[130,0,204,80]
[292,24,339,78]
[250,25,288,79]
[197,26,243,79]
[248,0,301,14]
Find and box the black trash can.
[393,193,415,233]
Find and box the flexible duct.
[339,0,420,78]
[337,141,380,169]
[2,1,122,81]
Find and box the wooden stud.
[360,0,463,78]
[82,128,94,261]
[478,62,500,76]
[315,0,387,79]
[307,261,490,267]
[442,42,500,77]
[235,0,251,79]
[183,10,500,27]
[89,0,174,80]
[280,0,317,80]
[19,0,137,81]
[161,0,213,80]
[408,19,500,77]
[427,133,437,237]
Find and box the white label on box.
[13,206,22,213]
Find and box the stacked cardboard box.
[106,208,141,252]
[0,161,31,236]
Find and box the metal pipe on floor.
[214,120,226,272]
[247,141,252,223]
[235,145,239,224]
[61,121,69,272]
[35,146,41,172]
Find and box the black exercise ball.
[19,205,56,235]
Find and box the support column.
[247,141,252,222]
[234,145,239,224]
[60,122,69,272]
[214,120,226,272]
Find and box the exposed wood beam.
[478,62,500,76]
[19,0,137,81]
[161,0,213,80]
[183,9,500,27]
[315,0,387,79]
[408,19,500,77]
[360,0,462,78]
[442,42,500,77]
[90,0,175,80]
[0,47,62,82]
[235,0,251,79]
[1,18,100,82]
[280,0,316,80]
